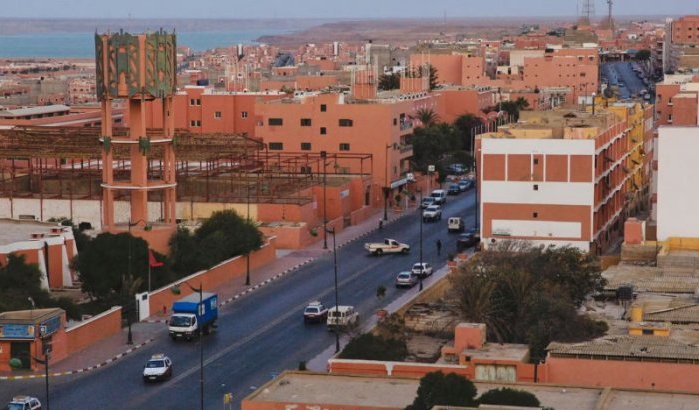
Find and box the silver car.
[395,271,418,288]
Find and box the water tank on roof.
[617,284,635,301]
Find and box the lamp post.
[126,218,148,345]
[26,297,50,410]
[384,144,392,222]
[246,182,252,286]
[321,151,328,250]
[417,189,424,291]
[592,92,597,115]
[173,282,205,410]
[326,226,341,353]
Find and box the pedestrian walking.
[378,218,384,230]
[436,239,442,256]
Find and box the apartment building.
[477,109,632,254]
[255,90,440,207]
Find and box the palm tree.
[412,108,440,127]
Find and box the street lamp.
[326,226,341,353]
[126,219,149,345]
[321,151,328,250]
[246,182,252,286]
[26,297,50,410]
[417,189,424,291]
[384,144,392,221]
[171,282,205,410]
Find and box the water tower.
[95,30,177,252]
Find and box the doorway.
[10,342,31,369]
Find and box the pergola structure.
[0,125,373,211]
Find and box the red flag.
[149,249,164,268]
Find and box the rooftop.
[0,104,70,118]
[0,308,63,324]
[462,343,530,362]
[0,218,68,247]
[547,335,699,362]
[478,110,621,140]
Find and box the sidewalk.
[1,207,411,380]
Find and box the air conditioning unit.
[31,233,45,239]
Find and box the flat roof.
[247,372,699,410]
[548,335,699,362]
[462,343,530,362]
[0,308,63,324]
[0,104,70,117]
[0,219,66,246]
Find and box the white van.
[327,305,359,329]
[448,217,465,233]
[430,189,447,205]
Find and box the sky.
[2,0,698,19]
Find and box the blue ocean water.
[0,30,286,58]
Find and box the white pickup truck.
[364,238,411,256]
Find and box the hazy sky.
[2,0,698,19]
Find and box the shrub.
[339,333,407,361]
[478,387,540,407]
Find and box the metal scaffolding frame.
[0,126,373,210]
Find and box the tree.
[450,242,608,361]
[73,233,150,303]
[0,254,80,319]
[339,333,407,361]
[379,73,401,91]
[636,49,651,61]
[453,114,483,152]
[427,64,439,90]
[478,387,540,407]
[413,108,440,127]
[498,97,530,121]
[405,372,477,410]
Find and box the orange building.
[410,53,487,87]
[477,109,630,254]
[0,219,77,290]
[254,90,439,207]
[671,15,699,46]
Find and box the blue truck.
[168,292,218,341]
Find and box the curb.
[0,338,155,381]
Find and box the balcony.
[399,119,414,131]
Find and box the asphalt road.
[601,62,649,100]
[1,190,477,409]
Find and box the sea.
[0,30,288,58]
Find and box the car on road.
[458,180,472,191]
[411,262,433,278]
[422,205,442,222]
[395,271,418,288]
[303,301,328,323]
[6,396,42,410]
[447,184,461,195]
[143,354,173,383]
[448,217,465,233]
[327,305,359,329]
[420,196,436,209]
[364,238,411,256]
[456,230,480,252]
[430,189,447,205]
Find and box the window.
[533,184,539,191]
[339,119,353,127]
[214,111,222,119]
[190,120,201,127]
[339,143,350,151]
[393,118,398,126]
[268,142,283,150]
[301,142,312,151]
[533,158,539,165]
[320,104,327,112]
[241,111,249,119]
[189,98,201,106]
[320,127,327,135]
[533,212,538,218]
[300,118,312,126]
[268,118,283,126]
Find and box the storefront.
[0,308,66,372]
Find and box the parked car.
[458,180,473,191]
[447,184,461,195]
[447,163,466,175]
[6,396,42,410]
[411,262,433,278]
[143,354,173,382]
[430,189,447,205]
[456,231,480,252]
[303,301,328,323]
[420,196,436,209]
[395,271,418,288]
[448,217,465,233]
[327,305,359,330]
[422,205,442,222]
